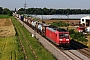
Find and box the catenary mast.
[24,0,27,14]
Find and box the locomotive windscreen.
[59,34,69,39]
[57,28,67,32]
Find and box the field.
[0,15,10,19]
[0,37,20,60]
[0,18,15,37]
[0,16,24,60]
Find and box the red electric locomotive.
[45,26,70,47]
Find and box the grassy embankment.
[11,17,55,60]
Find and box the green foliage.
[51,21,69,27]
[0,7,12,16]
[69,29,75,34]
[0,7,3,14]
[78,37,87,42]
[0,16,24,60]
[7,11,12,16]
[2,8,9,14]
[69,29,88,42]
[18,8,90,15]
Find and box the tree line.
[0,7,12,16]
[17,7,90,15]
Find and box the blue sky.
[0,0,90,10]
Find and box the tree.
[87,9,90,14]
[15,7,90,15]
[2,8,9,14]
[8,11,12,16]
[43,7,49,15]
[0,7,3,14]
[18,8,25,11]
[82,9,88,14]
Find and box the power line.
[24,0,27,9]
[24,0,27,14]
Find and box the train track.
[78,48,90,58]
[62,50,83,60]
[16,17,90,60]
[55,44,88,60]
[71,40,90,58]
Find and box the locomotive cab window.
[59,34,69,38]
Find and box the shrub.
[7,11,12,16]
[69,29,87,42]
[78,37,88,42]
[51,21,69,27]
[69,29,75,34]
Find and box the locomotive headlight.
[66,39,69,41]
[60,39,62,41]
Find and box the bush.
[51,21,69,27]
[69,29,87,42]
[7,11,12,16]
[78,37,88,42]
[69,29,75,34]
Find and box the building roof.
[81,16,90,19]
[27,14,90,20]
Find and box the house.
[81,16,90,27]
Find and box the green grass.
[0,15,10,18]
[11,17,55,60]
[0,15,24,60]
[0,37,20,60]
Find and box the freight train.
[13,13,70,47]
